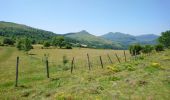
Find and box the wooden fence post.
[73,58,76,69]
[115,53,121,63]
[71,57,74,73]
[15,56,19,87]
[99,56,104,68]
[134,50,137,60]
[87,53,91,70]
[46,58,49,78]
[107,54,113,64]
[124,50,127,62]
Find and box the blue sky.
[0,0,170,35]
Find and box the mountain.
[64,30,122,49]
[0,21,122,49]
[101,32,159,47]
[101,32,137,47]
[0,21,58,43]
[135,34,159,45]
[135,34,159,41]
[0,21,159,49]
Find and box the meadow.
[0,46,170,100]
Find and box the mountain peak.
[79,30,89,34]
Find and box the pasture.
[0,46,170,100]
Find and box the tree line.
[0,36,72,51]
[0,30,170,53]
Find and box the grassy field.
[0,46,170,100]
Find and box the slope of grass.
[0,46,169,100]
[65,30,122,49]
[0,47,15,63]
[0,21,58,42]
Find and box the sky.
[0,0,170,36]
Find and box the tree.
[159,30,170,48]
[16,40,23,50]
[16,38,33,51]
[3,38,15,45]
[129,44,142,56]
[52,36,65,48]
[24,38,33,51]
[52,37,58,46]
[43,41,50,47]
[142,45,154,54]
[65,43,72,49]
[56,36,65,48]
[155,44,164,52]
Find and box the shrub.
[107,65,120,72]
[151,62,162,69]
[52,36,65,48]
[16,40,23,50]
[145,62,163,73]
[16,38,33,51]
[142,45,154,54]
[3,38,15,45]
[129,44,143,56]
[65,43,72,49]
[155,44,164,52]
[158,30,170,48]
[0,42,4,46]
[43,41,50,47]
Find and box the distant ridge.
[0,21,59,43]
[0,21,160,49]
[100,32,159,47]
[64,30,122,49]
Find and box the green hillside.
[64,30,122,49]
[0,21,122,49]
[101,32,137,47]
[0,21,58,43]
[101,32,159,48]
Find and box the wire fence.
[14,50,154,87]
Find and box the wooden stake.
[99,56,104,68]
[87,53,91,70]
[15,56,19,87]
[124,50,127,62]
[46,59,49,78]
[73,59,76,69]
[107,54,113,64]
[71,57,74,73]
[134,50,137,60]
[115,53,121,63]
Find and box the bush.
[107,65,121,72]
[16,38,33,51]
[142,45,154,54]
[151,62,162,69]
[43,41,50,47]
[158,30,170,48]
[3,38,15,45]
[65,44,72,49]
[16,40,23,50]
[129,44,142,56]
[52,36,65,48]
[155,44,164,52]
[0,42,4,46]
[144,62,164,73]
